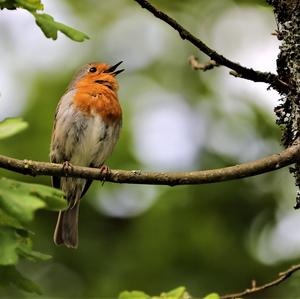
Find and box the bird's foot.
[99,164,111,185]
[62,161,73,176]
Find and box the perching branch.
[221,264,300,299]
[133,0,288,93]
[0,143,299,186]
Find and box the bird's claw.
[62,161,73,176]
[99,164,111,185]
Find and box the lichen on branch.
[270,0,300,207]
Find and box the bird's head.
[69,61,124,93]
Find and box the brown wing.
[50,101,62,190]
[50,153,61,189]
[80,180,93,198]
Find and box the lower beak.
[105,61,124,76]
[112,69,125,76]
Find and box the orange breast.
[73,84,122,125]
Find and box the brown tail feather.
[54,202,80,248]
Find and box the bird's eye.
[89,67,97,73]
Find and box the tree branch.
[221,264,300,299]
[133,0,288,93]
[0,144,299,186]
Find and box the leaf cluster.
[119,287,221,299]
[0,118,66,294]
[0,0,89,41]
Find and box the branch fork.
[133,0,288,93]
[222,264,300,298]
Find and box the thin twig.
[0,144,299,186]
[188,56,219,71]
[133,0,288,93]
[221,264,300,299]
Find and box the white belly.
[51,93,121,168]
[69,113,119,167]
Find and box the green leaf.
[0,222,51,265]
[163,287,186,298]
[17,242,51,262]
[0,209,24,230]
[0,0,43,10]
[55,22,90,42]
[0,118,28,140]
[26,181,66,211]
[203,293,220,299]
[0,178,66,224]
[0,266,42,294]
[34,13,89,41]
[0,176,60,294]
[119,291,151,299]
[119,288,190,299]
[0,227,20,265]
[1,1,89,41]
[0,226,50,265]
[0,178,46,223]
[0,0,17,9]
[34,13,57,39]
[15,0,43,11]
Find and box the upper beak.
[104,61,124,76]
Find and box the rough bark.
[270,0,300,207]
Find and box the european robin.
[50,61,124,248]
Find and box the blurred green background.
[1,0,300,298]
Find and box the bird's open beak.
[104,61,124,76]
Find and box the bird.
[50,61,124,248]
